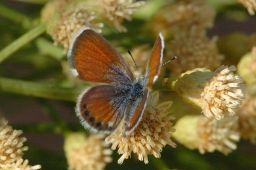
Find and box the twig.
[0,23,46,63]
[0,77,82,101]
[0,3,31,26]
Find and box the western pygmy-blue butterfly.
[68,28,164,136]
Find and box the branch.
[0,4,31,26]
[0,23,46,63]
[0,77,82,102]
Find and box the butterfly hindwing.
[124,89,149,135]
[77,85,127,133]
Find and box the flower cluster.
[105,92,176,164]
[238,47,256,85]
[174,115,240,155]
[149,0,215,37]
[64,133,112,170]
[42,0,103,49]
[167,27,223,75]
[0,118,41,170]
[102,0,145,32]
[237,91,256,143]
[42,0,145,49]
[201,66,244,120]
[238,0,256,15]
[198,116,240,154]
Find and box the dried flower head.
[105,92,175,164]
[0,119,41,169]
[238,0,256,15]
[174,115,240,155]
[64,133,112,170]
[201,66,244,120]
[101,0,145,32]
[6,158,41,170]
[41,0,71,23]
[149,0,215,37]
[0,119,28,167]
[123,45,151,78]
[47,2,104,49]
[237,92,256,142]
[166,27,223,75]
[198,116,240,154]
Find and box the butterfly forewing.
[124,89,149,135]
[77,85,126,133]
[68,28,134,84]
[146,33,164,87]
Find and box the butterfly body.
[68,27,164,136]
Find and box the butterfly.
[68,27,164,136]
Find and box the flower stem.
[0,77,82,101]
[0,23,46,63]
[150,157,169,170]
[0,4,31,26]
[15,0,48,4]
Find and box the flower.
[42,0,144,49]
[101,0,145,32]
[0,118,41,169]
[237,92,256,143]
[0,118,27,167]
[166,27,223,75]
[6,158,41,170]
[201,66,244,120]
[41,0,71,23]
[148,0,215,37]
[198,116,240,154]
[105,92,176,164]
[123,45,151,78]
[173,115,240,155]
[45,1,104,49]
[64,133,112,170]
[238,47,256,85]
[238,0,256,15]
[172,68,213,107]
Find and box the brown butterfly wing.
[124,89,149,135]
[146,33,164,87]
[68,28,134,84]
[77,85,127,133]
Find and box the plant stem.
[36,38,65,60]
[150,157,170,170]
[0,23,46,63]
[0,4,31,26]
[15,0,49,4]
[0,77,82,101]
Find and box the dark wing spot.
[95,122,102,129]
[82,110,89,117]
[82,104,87,109]
[89,117,95,124]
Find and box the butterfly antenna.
[128,50,138,68]
[144,55,178,82]
[162,55,177,67]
